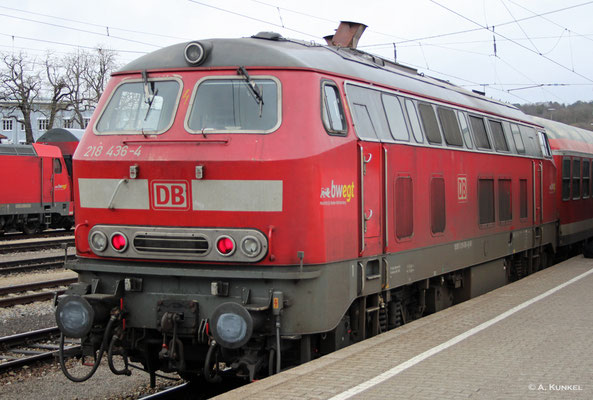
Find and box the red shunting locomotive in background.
[54,22,593,385]
[0,140,74,234]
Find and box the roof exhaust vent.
[326,21,367,49]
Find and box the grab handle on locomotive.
[364,209,373,233]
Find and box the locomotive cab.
[56,32,360,383]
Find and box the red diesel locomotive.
[0,142,74,234]
[56,22,583,384]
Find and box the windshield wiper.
[141,70,159,136]
[237,66,264,117]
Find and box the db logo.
[151,180,190,210]
[457,176,468,202]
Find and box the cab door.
[41,156,54,205]
[359,142,382,255]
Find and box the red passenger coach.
[56,22,561,384]
[534,116,593,247]
[0,143,73,234]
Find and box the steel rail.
[0,237,74,254]
[0,326,80,372]
[0,254,76,274]
[138,383,190,400]
[0,290,67,307]
[0,277,77,296]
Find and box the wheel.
[22,221,40,235]
[62,219,73,231]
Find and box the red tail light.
[216,236,235,256]
[111,232,128,252]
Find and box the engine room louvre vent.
[133,234,209,255]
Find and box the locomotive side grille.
[133,234,209,255]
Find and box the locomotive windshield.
[186,77,280,134]
[95,79,180,135]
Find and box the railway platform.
[214,255,593,399]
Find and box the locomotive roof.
[119,34,532,124]
[532,116,593,154]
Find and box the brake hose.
[58,316,117,382]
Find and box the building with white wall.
[0,101,94,143]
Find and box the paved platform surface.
[214,255,593,399]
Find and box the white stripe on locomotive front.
[78,178,283,212]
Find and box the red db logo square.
[457,176,468,202]
[151,180,190,210]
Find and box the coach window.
[321,81,347,135]
[498,179,512,223]
[404,99,424,143]
[437,107,463,147]
[489,120,509,152]
[430,176,446,235]
[519,179,528,219]
[382,94,409,141]
[562,158,571,201]
[573,158,581,199]
[395,176,413,239]
[418,103,442,145]
[469,116,491,150]
[510,124,525,154]
[457,111,473,148]
[478,178,495,226]
[582,159,590,198]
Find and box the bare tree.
[63,50,91,128]
[0,47,117,142]
[0,52,41,143]
[63,47,118,129]
[84,47,118,103]
[44,53,72,130]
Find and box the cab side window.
[53,158,62,174]
[321,81,347,135]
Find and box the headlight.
[240,236,262,258]
[184,42,206,65]
[55,296,94,338]
[210,302,253,349]
[89,231,108,252]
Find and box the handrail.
[122,138,229,145]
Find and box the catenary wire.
[428,0,593,84]
[0,5,191,41]
[361,0,593,48]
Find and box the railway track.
[0,327,80,373]
[139,383,191,400]
[0,277,77,307]
[0,237,75,254]
[0,230,73,241]
[0,254,76,274]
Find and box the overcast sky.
[1,0,592,105]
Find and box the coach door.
[359,142,383,255]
